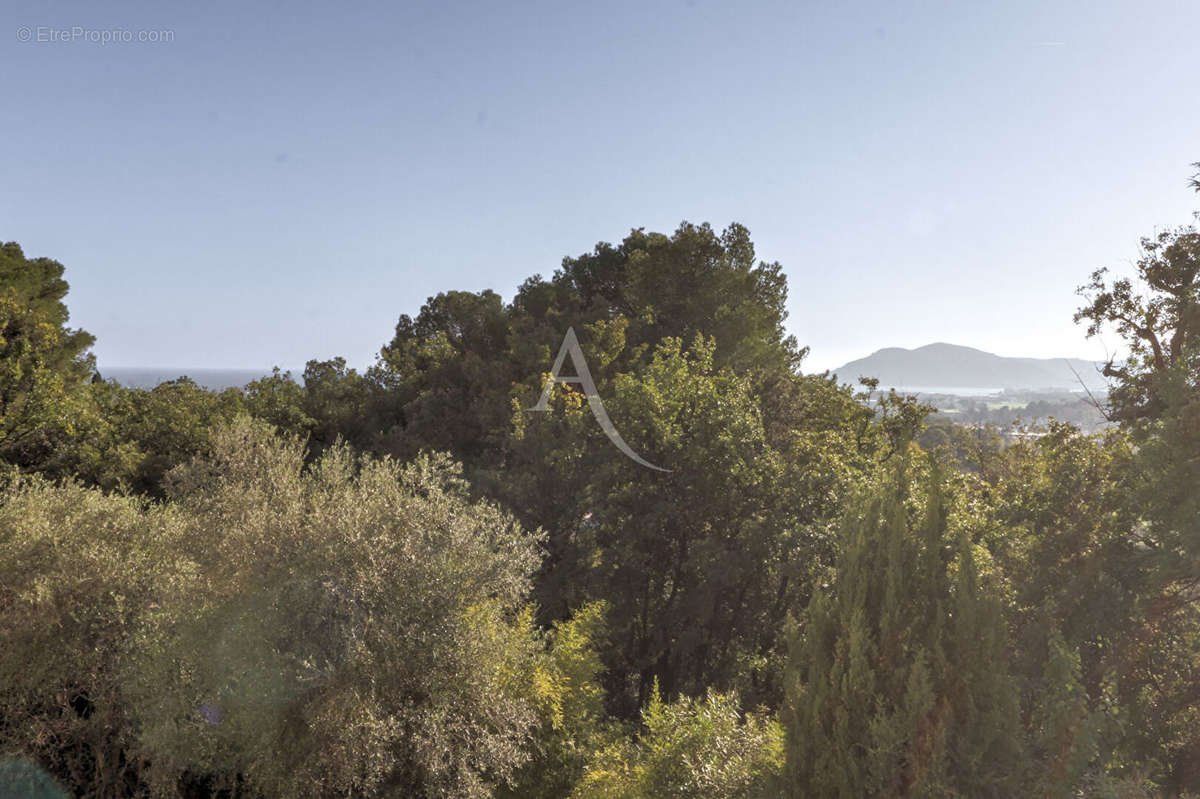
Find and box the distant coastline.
[98,367,276,391]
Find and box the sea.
[99,367,279,391]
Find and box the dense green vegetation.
[1,174,1198,797]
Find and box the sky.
[4,0,1199,373]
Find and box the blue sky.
[4,0,1198,372]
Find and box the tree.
[133,418,545,798]
[1071,174,1200,792]
[0,242,95,471]
[782,457,1025,798]
[374,289,514,462]
[499,602,621,799]
[0,476,181,797]
[542,222,801,375]
[965,424,1156,794]
[55,377,247,495]
[362,223,894,716]
[1,418,551,799]
[298,357,375,455]
[498,334,875,714]
[241,367,315,439]
[1075,225,1199,424]
[570,688,782,799]
[370,222,811,473]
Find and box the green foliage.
[500,333,881,713]
[7,196,1200,798]
[1,418,547,798]
[241,367,315,437]
[541,222,801,374]
[297,357,374,454]
[368,222,895,715]
[1075,225,1199,425]
[50,377,246,494]
[0,242,95,471]
[373,222,813,471]
[962,420,1200,795]
[783,458,1025,798]
[500,602,620,799]
[143,418,543,798]
[570,688,782,799]
[0,477,181,796]
[377,289,513,461]
[1073,207,1200,793]
[973,424,1140,673]
[1031,626,1107,797]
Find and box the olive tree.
[1,418,549,799]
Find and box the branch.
[1113,312,1167,372]
[1065,360,1115,423]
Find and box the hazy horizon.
[95,339,1110,390]
[94,338,1116,377]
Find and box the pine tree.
[782,457,1024,797]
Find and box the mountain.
[832,343,1109,392]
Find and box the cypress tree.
[783,458,1024,797]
